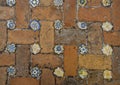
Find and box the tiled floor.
[0,0,120,85]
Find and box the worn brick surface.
[88,23,103,54]
[64,46,78,76]
[32,54,62,68]
[40,21,54,53]
[8,30,39,44]
[112,47,120,80]
[55,28,86,45]
[87,0,102,6]
[32,6,62,20]
[104,32,120,46]
[40,0,52,6]
[10,78,39,85]
[64,0,76,27]
[0,7,14,20]
[0,0,6,6]
[0,21,7,51]
[16,45,30,77]
[78,7,111,21]
[79,54,112,70]
[88,71,104,85]
[0,67,7,85]
[0,53,15,66]
[15,0,30,28]
[56,78,64,85]
[112,0,120,31]
[63,77,78,85]
[41,69,55,85]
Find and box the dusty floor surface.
[0,0,120,85]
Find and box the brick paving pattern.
[0,0,120,85]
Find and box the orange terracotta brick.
[0,67,7,85]
[112,0,120,31]
[87,0,102,6]
[0,21,7,51]
[78,7,111,21]
[41,69,55,85]
[104,32,120,46]
[0,7,14,20]
[64,0,76,27]
[79,54,112,70]
[16,45,30,77]
[32,6,62,20]
[40,21,54,53]
[10,77,39,85]
[15,0,30,28]
[8,30,39,44]
[32,54,62,68]
[0,53,15,66]
[40,0,52,6]
[64,45,78,76]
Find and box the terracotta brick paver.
[8,30,39,44]
[40,21,54,53]
[78,7,111,21]
[15,0,30,28]
[10,78,39,85]
[0,7,14,20]
[79,54,112,70]
[0,67,7,85]
[0,53,15,66]
[16,45,30,77]
[41,69,55,85]
[32,54,62,68]
[32,6,62,20]
[64,45,78,76]
[112,0,120,31]
[64,0,76,27]
[0,21,7,51]
[0,0,120,85]
[104,32,120,46]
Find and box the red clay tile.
[32,54,62,68]
[64,45,78,76]
[40,21,54,53]
[8,30,39,44]
[0,21,7,51]
[0,53,15,66]
[15,0,30,28]
[104,32,120,46]
[10,77,39,85]
[78,7,111,21]
[64,0,76,27]
[41,69,55,85]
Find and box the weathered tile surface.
[16,45,30,77]
[41,69,55,85]
[8,30,39,44]
[15,0,30,28]
[32,6,62,20]
[104,32,120,46]
[64,0,76,27]
[78,7,111,21]
[0,21,7,51]
[0,67,7,85]
[0,53,15,66]
[79,54,112,70]
[40,21,54,53]
[10,78,39,85]
[64,45,78,76]
[0,7,14,20]
[88,23,103,54]
[55,28,86,45]
[32,54,62,68]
